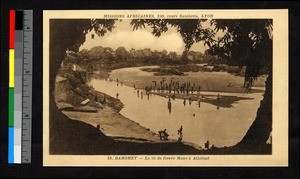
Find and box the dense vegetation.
[65,46,268,77]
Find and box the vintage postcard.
[43,10,288,166]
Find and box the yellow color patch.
[9,49,14,88]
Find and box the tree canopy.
[130,19,273,84]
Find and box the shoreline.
[52,63,271,154]
[55,70,200,149]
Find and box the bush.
[157,68,183,76]
[212,66,222,72]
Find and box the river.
[89,67,264,148]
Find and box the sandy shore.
[62,106,164,143]
[55,72,180,144]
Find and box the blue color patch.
[8,126,14,163]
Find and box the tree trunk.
[237,72,272,148]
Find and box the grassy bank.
[141,64,243,76]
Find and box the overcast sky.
[79,20,208,54]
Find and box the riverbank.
[108,66,266,94]
[51,60,270,154]
[100,65,265,108]
[55,68,168,143]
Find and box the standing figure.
[167,98,172,114]
[177,126,183,142]
[205,140,210,150]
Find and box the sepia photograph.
[43,10,288,166]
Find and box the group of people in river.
[114,78,222,113]
[139,77,203,95]
[112,78,220,150]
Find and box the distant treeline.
[63,46,216,69]
[62,46,267,76]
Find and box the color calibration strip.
[8,9,33,164]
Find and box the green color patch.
[9,88,14,127]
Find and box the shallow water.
[90,77,264,148]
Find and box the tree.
[49,19,116,152]
[115,47,129,61]
[167,52,178,61]
[130,19,273,149]
[50,19,116,90]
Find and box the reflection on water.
[90,79,264,148]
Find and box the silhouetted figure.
[205,140,210,150]
[189,97,192,105]
[217,93,220,101]
[167,99,172,114]
[183,98,186,106]
[116,93,119,99]
[177,126,183,142]
[141,91,143,99]
[193,113,195,117]
[137,90,140,97]
[198,98,201,108]
[158,129,169,140]
[245,80,251,92]
[211,145,215,150]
